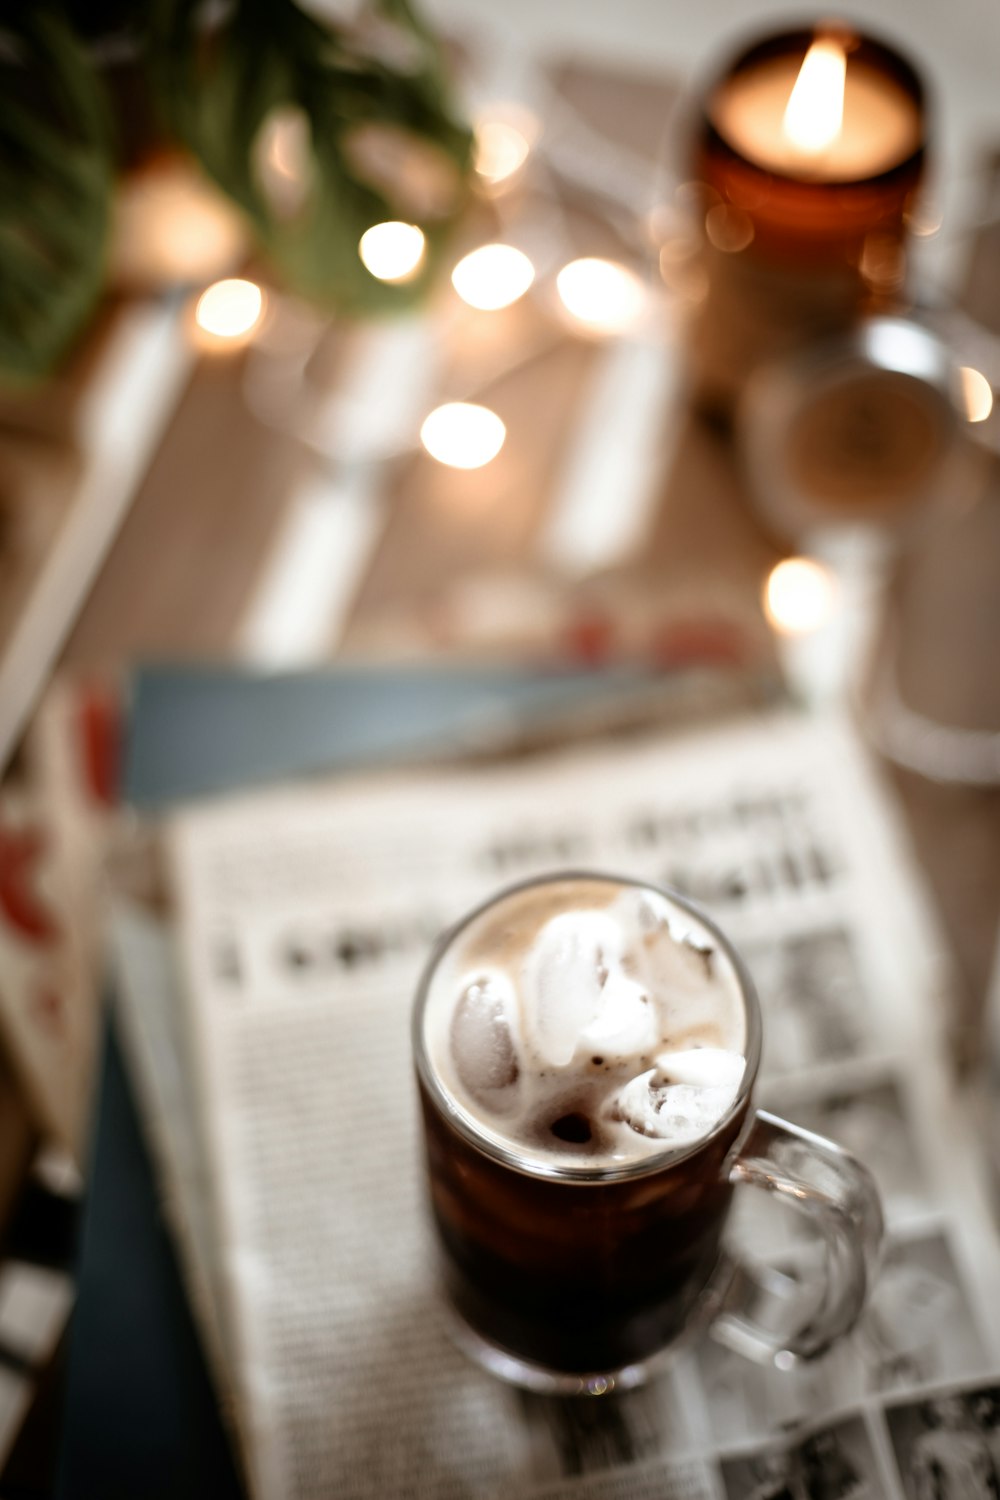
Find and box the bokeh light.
[556,258,645,333]
[705,204,755,254]
[420,403,506,469]
[474,119,532,185]
[253,105,312,219]
[358,221,426,282]
[960,365,994,424]
[194,279,265,343]
[113,165,246,287]
[451,244,535,310]
[764,557,837,635]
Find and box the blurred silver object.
[736,316,988,545]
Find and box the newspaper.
[112,711,1000,1500]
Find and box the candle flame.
[782,38,847,155]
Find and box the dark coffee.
[417,1074,749,1373]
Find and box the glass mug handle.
[713,1109,885,1366]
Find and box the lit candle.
[686,27,927,412]
[711,37,920,184]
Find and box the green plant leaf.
[0,12,114,386]
[151,0,473,315]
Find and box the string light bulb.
[359,221,425,282]
[451,244,535,310]
[556,258,645,334]
[420,402,506,469]
[253,105,312,218]
[764,557,837,635]
[473,110,536,187]
[193,278,266,347]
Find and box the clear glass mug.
[412,873,884,1395]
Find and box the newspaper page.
[135,711,1000,1500]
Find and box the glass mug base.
[436,1252,742,1396]
[413,874,883,1387]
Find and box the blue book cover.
[123,661,664,809]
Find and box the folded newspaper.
[111,711,1000,1500]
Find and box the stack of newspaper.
[111,710,1000,1500]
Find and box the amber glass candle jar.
[685,26,927,414]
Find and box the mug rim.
[412,869,763,1184]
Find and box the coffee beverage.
[414,875,760,1378]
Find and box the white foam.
[425,878,748,1169]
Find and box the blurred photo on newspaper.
[109,711,1000,1500]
